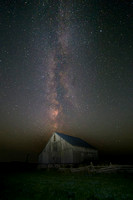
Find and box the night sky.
[0,0,133,162]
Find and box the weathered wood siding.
[39,133,73,164]
[72,146,98,163]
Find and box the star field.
[0,0,133,161]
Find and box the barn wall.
[72,146,98,163]
[59,135,73,163]
[39,133,73,164]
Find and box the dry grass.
[0,170,133,200]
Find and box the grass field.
[0,170,133,200]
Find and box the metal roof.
[55,132,96,149]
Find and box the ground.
[0,170,133,200]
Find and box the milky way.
[45,0,78,131]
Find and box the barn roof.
[55,132,96,149]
